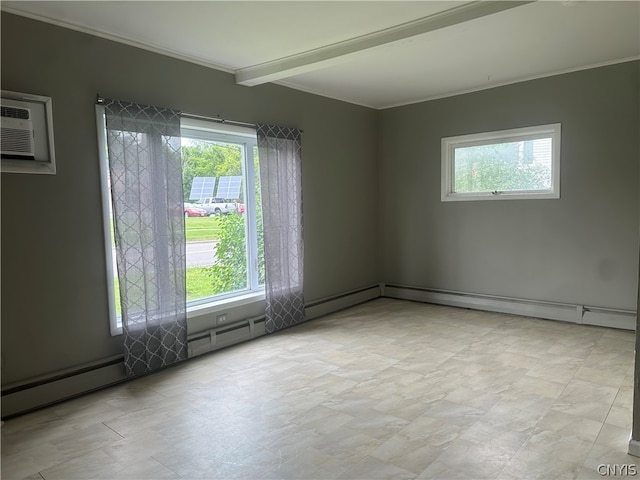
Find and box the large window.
[441,123,561,201]
[98,111,264,335]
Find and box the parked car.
[195,197,237,215]
[184,203,208,217]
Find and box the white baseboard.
[1,361,127,419]
[383,284,636,331]
[187,316,266,358]
[187,284,381,359]
[305,284,381,321]
[2,285,382,418]
[2,284,633,418]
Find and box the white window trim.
[97,107,265,336]
[441,123,561,202]
[96,106,120,335]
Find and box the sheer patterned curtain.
[104,99,188,376]
[257,124,305,333]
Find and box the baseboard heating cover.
[383,284,636,330]
[305,284,381,321]
[187,284,382,358]
[187,316,266,358]
[2,284,382,418]
[1,355,127,419]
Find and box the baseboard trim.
[2,285,382,419]
[383,284,636,330]
[1,361,127,419]
[305,284,381,321]
[187,284,381,358]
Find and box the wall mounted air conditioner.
[1,99,35,160]
[1,91,56,174]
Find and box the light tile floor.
[2,298,637,479]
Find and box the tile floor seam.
[101,421,126,439]
[33,442,123,480]
[580,384,626,474]
[149,453,187,479]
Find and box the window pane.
[182,138,249,301]
[454,138,553,193]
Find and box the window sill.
[111,290,266,336]
[442,191,559,202]
[186,290,265,319]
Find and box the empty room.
[1,1,639,479]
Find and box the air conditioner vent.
[1,101,35,160]
[1,92,56,174]
[1,106,30,120]
[2,128,34,155]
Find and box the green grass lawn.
[113,267,216,316]
[185,216,222,242]
[112,217,223,317]
[186,267,216,301]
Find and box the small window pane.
[182,138,248,301]
[454,138,553,193]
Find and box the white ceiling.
[3,1,639,109]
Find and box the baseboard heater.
[1,284,382,419]
[187,284,381,357]
[383,284,636,331]
[1,355,127,420]
[187,316,266,358]
[305,284,381,321]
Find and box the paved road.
[111,240,219,271]
[186,241,218,267]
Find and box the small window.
[441,123,561,201]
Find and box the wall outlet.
[216,313,229,325]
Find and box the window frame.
[180,118,264,305]
[97,107,264,336]
[441,123,561,202]
[96,106,120,335]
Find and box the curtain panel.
[104,99,188,376]
[256,124,305,333]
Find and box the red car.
[184,203,208,217]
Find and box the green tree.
[207,213,248,294]
[181,141,243,201]
[182,144,220,201]
[455,142,551,193]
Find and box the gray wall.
[1,13,379,386]
[2,11,638,391]
[380,61,639,310]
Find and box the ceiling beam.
[235,1,534,87]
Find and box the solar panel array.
[216,176,242,199]
[189,177,216,200]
